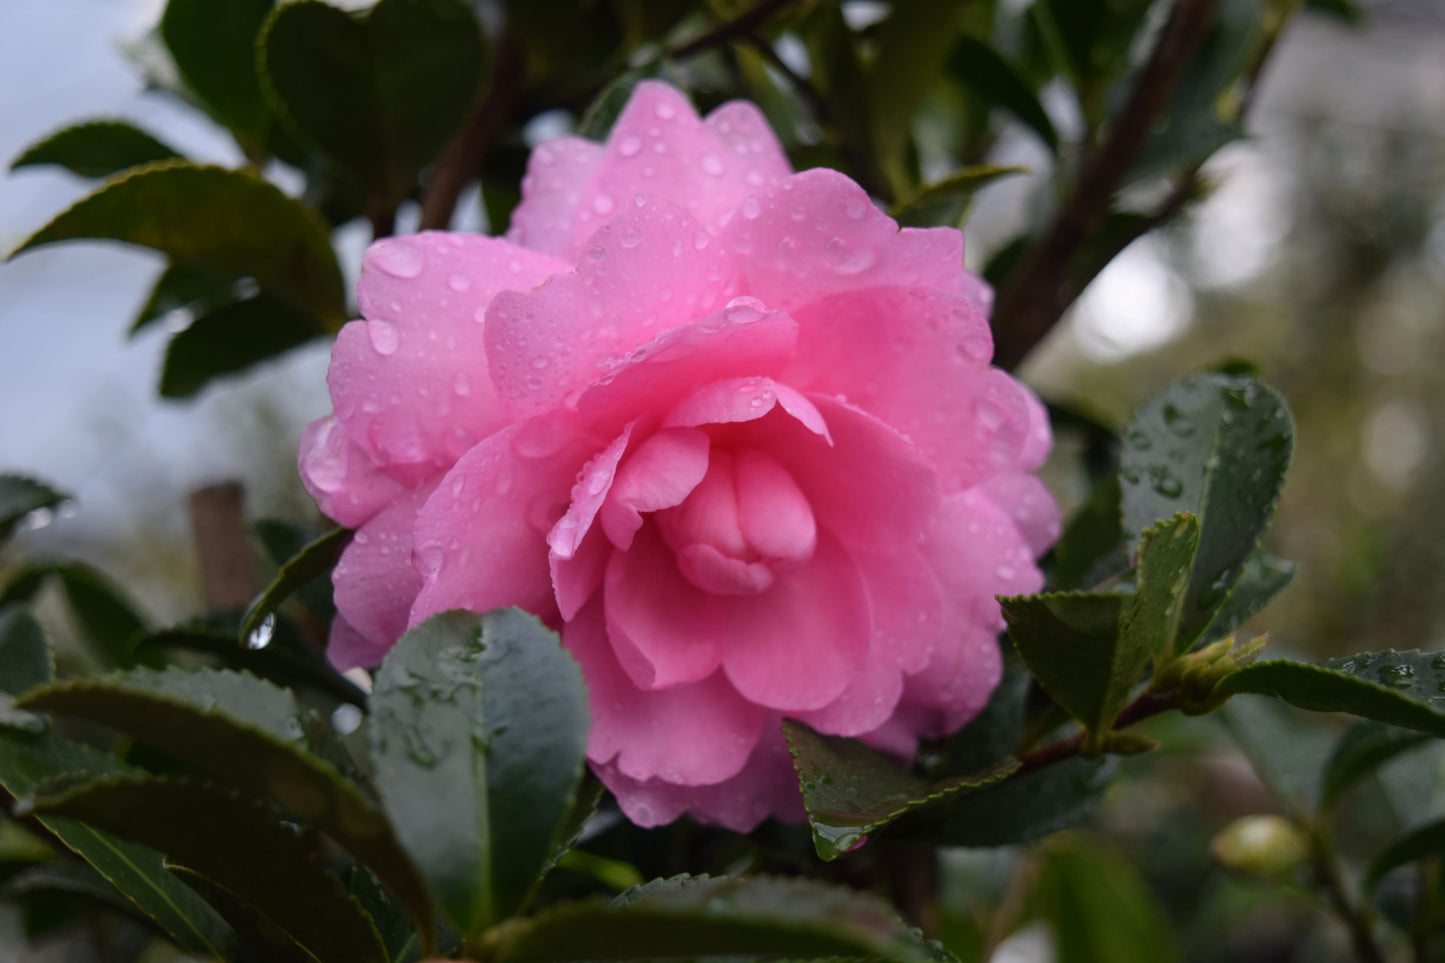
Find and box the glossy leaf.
[784,720,1018,860]
[491,875,949,963]
[12,162,346,328]
[948,35,1058,152]
[890,165,1028,228]
[17,667,434,946]
[167,866,317,963]
[1002,592,1135,749]
[253,518,338,623]
[134,625,365,706]
[130,263,246,338]
[907,756,1118,847]
[160,294,327,397]
[1320,721,1432,809]
[1218,650,1445,736]
[370,609,590,936]
[1126,512,1201,664]
[0,730,237,957]
[0,475,68,546]
[259,0,487,201]
[0,607,51,732]
[1,562,147,669]
[11,120,181,179]
[239,526,347,646]
[1365,818,1445,892]
[1032,834,1181,963]
[1119,374,1293,647]
[161,0,276,155]
[31,775,386,963]
[1204,551,1296,643]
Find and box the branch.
[418,28,523,232]
[668,0,801,61]
[990,0,1222,370]
[1013,691,1178,778]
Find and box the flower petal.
[331,234,567,483]
[564,600,765,786]
[719,167,968,311]
[974,471,1061,558]
[331,480,436,656]
[506,136,606,259]
[599,427,710,551]
[326,614,388,672]
[298,415,407,529]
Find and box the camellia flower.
[299,81,1059,831]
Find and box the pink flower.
[300,82,1058,831]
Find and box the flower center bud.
[655,448,817,596]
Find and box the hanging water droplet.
[330,704,363,736]
[20,506,54,531]
[367,319,400,356]
[246,612,276,650]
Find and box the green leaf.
[1218,696,1332,812]
[0,729,237,957]
[161,0,277,155]
[129,263,246,338]
[30,775,386,963]
[11,120,182,179]
[1,861,137,915]
[1118,374,1293,647]
[1320,721,1432,810]
[160,294,327,397]
[1204,551,1296,642]
[948,35,1058,152]
[0,607,51,732]
[253,518,338,623]
[1002,592,1137,749]
[1365,818,1445,892]
[1,562,147,669]
[166,866,318,963]
[259,0,487,202]
[1126,512,1201,665]
[370,609,590,936]
[578,65,664,141]
[17,667,435,948]
[783,720,1018,860]
[491,875,950,963]
[11,162,346,328]
[1031,834,1181,963]
[349,866,428,963]
[239,526,348,646]
[890,165,1028,228]
[134,625,366,707]
[908,755,1117,847]
[0,474,68,546]
[1217,650,1445,737]
[1046,476,1129,591]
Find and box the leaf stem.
[1014,691,1178,778]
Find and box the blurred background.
[2,0,1443,960]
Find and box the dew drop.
[618,135,642,157]
[20,506,54,531]
[740,196,761,220]
[370,239,424,278]
[723,296,767,325]
[447,273,471,292]
[592,194,615,216]
[454,371,471,397]
[367,319,400,356]
[822,235,878,274]
[700,154,725,177]
[330,704,363,736]
[654,100,676,120]
[246,612,276,650]
[620,226,642,248]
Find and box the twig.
[1013,690,1178,778]
[1312,832,1389,963]
[418,28,523,232]
[668,0,801,61]
[990,0,1222,370]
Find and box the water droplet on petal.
[700,154,725,176]
[618,135,642,157]
[448,273,471,292]
[822,235,878,274]
[723,296,767,325]
[370,239,424,278]
[367,319,400,356]
[740,196,761,220]
[654,100,676,120]
[454,371,471,396]
[620,226,642,248]
[592,194,615,215]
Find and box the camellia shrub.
[3,1,1439,961]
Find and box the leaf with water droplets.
[1127,512,1201,666]
[239,525,349,647]
[370,608,589,936]
[0,474,70,547]
[1119,374,1293,649]
[1217,650,1445,737]
[783,720,1018,860]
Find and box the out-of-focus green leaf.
[948,35,1058,152]
[1127,512,1201,665]
[0,475,69,547]
[1218,650,1445,736]
[371,609,590,936]
[134,625,365,707]
[1119,374,1293,647]
[349,866,427,963]
[0,607,51,732]
[1046,476,1128,592]
[1,862,137,915]
[239,526,347,648]
[890,165,1028,228]
[1307,0,1363,22]
[578,64,663,141]
[18,666,434,948]
[160,294,327,398]
[260,0,487,202]
[11,120,182,179]
[161,0,277,156]
[254,518,339,624]
[1204,551,1296,642]
[129,263,245,338]
[783,720,1018,860]
[1,562,147,669]
[1365,818,1445,892]
[30,775,386,963]
[491,875,950,963]
[12,162,346,328]
[1032,834,1181,963]
[0,730,237,957]
[1320,721,1432,809]
[166,867,317,963]
[1219,695,1336,812]
[906,756,1118,847]
[1001,592,1135,749]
